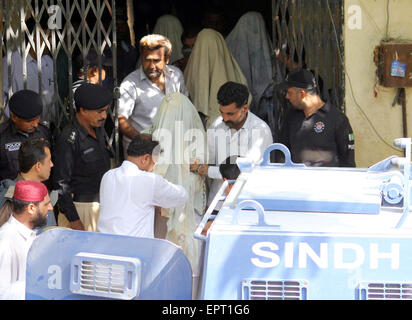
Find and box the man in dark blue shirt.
[0,90,50,180]
[53,83,112,231]
[278,69,355,167]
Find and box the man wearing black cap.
[53,83,112,231]
[0,90,51,180]
[278,69,355,167]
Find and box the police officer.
[0,90,51,180]
[53,83,112,231]
[278,69,355,167]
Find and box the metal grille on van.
[70,252,141,300]
[358,282,412,300]
[242,279,307,300]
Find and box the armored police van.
[26,138,412,300]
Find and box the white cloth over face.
[0,216,37,300]
[226,12,274,113]
[183,28,249,127]
[152,14,184,64]
[97,160,188,238]
[144,92,207,275]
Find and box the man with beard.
[0,138,56,229]
[53,83,112,231]
[118,34,188,156]
[278,69,355,167]
[0,180,53,299]
[0,90,51,181]
[190,81,273,206]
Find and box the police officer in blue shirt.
[0,90,51,180]
[53,83,112,231]
[278,69,355,167]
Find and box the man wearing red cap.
[0,180,52,299]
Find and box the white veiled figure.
[226,12,274,113]
[144,92,207,275]
[152,14,184,64]
[183,28,250,128]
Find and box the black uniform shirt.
[0,120,51,180]
[53,116,111,222]
[278,102,355,167]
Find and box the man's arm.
[152,174,188,209]
[118,115,139,139]
[53,134,84,230]
[335,114,356,167]
[118,80,139,139]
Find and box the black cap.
[279,69,318,91]
[9,90,43,119]
[74,83,113,110]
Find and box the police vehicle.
[25,138,412,300]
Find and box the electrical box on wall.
[376,42,412,88]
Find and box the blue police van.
[25,138,412,300]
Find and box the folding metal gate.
[271,0,345,139]
[0,0,120,162]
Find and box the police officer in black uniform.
[0,90,51,180]
[278,69,355,167]
[53,83,112,231]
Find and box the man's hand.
[70,219,85,231]
[190,159,208,177]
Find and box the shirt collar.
[318,101,331,113]
[73,115,102,141]
[123,160,139,170]
[73,116,89,140]
[9,119,40,137]
[221,111,252,132]
[9,215,37,241]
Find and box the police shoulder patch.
[67,131,77,144]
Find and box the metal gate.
[271,0,345,139]
[0,0,120,163]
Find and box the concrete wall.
[344,0,412,167]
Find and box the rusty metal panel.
[377,43,412,88]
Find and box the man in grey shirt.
[118,34,188,155]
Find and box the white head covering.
[226,12,274,112]
[183,28,250,127]
[152,14,184,64]
[144,92,207,275]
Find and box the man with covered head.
[0,90,51,180]
[118,34,188,156]
[0,180,53,299]
[53,83,112,231]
